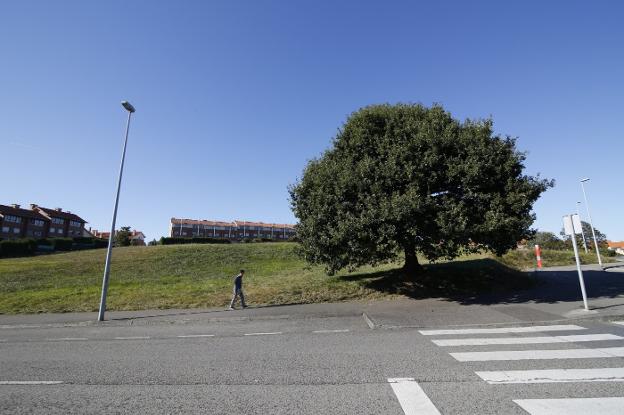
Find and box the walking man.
[228,269,247,310]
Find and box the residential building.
[131,230,146,246]
[0,203,87,240]
[0,204,49,239]
[169,218,296,240]
[607,241,624,256]
[33,205,87,238]
[91,229,146,246]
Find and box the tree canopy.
[289,103,553,275]
[115,226,132,247]
[560,221,608,249]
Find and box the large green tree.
[290,103,553,276]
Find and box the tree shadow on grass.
[339,258,624,306]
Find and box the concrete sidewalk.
[2,263,623,330]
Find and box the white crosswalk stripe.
[476,367,624,384]
[422,322,624,412]
[450,346,624,362]
[419,324,586,336]
[514,397,624,414]
[387,378,441,415]
[432,333,622,346]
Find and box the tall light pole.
[98,101,136,321]
[580,178,602,267]
[576,201,588,253]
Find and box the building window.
[30,219,45,226]
[58,228,64,234]
[70,220,81,227]
[52,218,64,225]
[5,215,21,223]
[34,231,42,237]
[13,228,20,234]
[2,226,8,233]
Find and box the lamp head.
[580,178,590,183]
[121,101,136,113]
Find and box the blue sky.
[2,1,622,241]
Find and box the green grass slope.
[0,242,600,314]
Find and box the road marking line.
[387,378,441,415]
[0,381,64,385]
[243,332,282,336]
[476,367,624,384]
[0,324,41,329]
[362,313,375,329]
[433,334,623,346]
[313,329,350,333]
[45,338,88,341]
[514,397,624,414]
[177,334,215,338]
[113,336,150,340]
[419,324,586,336]
[451,347,624,362]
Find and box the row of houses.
[0,204,87,240]
[90,229,146,246]
[170,218,296,240]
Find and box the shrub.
[159,237,231,245]
[0,238,37,257]
[50,238,73,251]
[93,238,109,248]
[72,237,94,244]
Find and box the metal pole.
[576,201,588,253]
[569,215,589,311]
[98,109,133,321]
[580,179,603,267]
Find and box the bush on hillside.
[50,238,73,251]
[160,237,231,245]
[0,238,38,257]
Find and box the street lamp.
[576,201,588,253]
[98,101,136,321]
[580,178,602,267]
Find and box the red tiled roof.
[35,206,87,223]
[234,220,295,229]
[170,218,295,229]
[607,241,624,249]
[0,204,48,221]
[171,218,235,227]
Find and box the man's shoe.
[227,307,235,310]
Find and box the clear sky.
[2,1,622,242]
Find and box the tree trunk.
[403,245,423,276]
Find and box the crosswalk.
[419,322,624,414]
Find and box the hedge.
[0,236,109,258]
[160,237,232,245]
[0,238,38,257]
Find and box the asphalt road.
[2,311,624,414]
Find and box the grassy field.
[0,242,608,314]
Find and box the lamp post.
[576,201,588,253]
[98,101,135,321]
[580,178,602,267]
